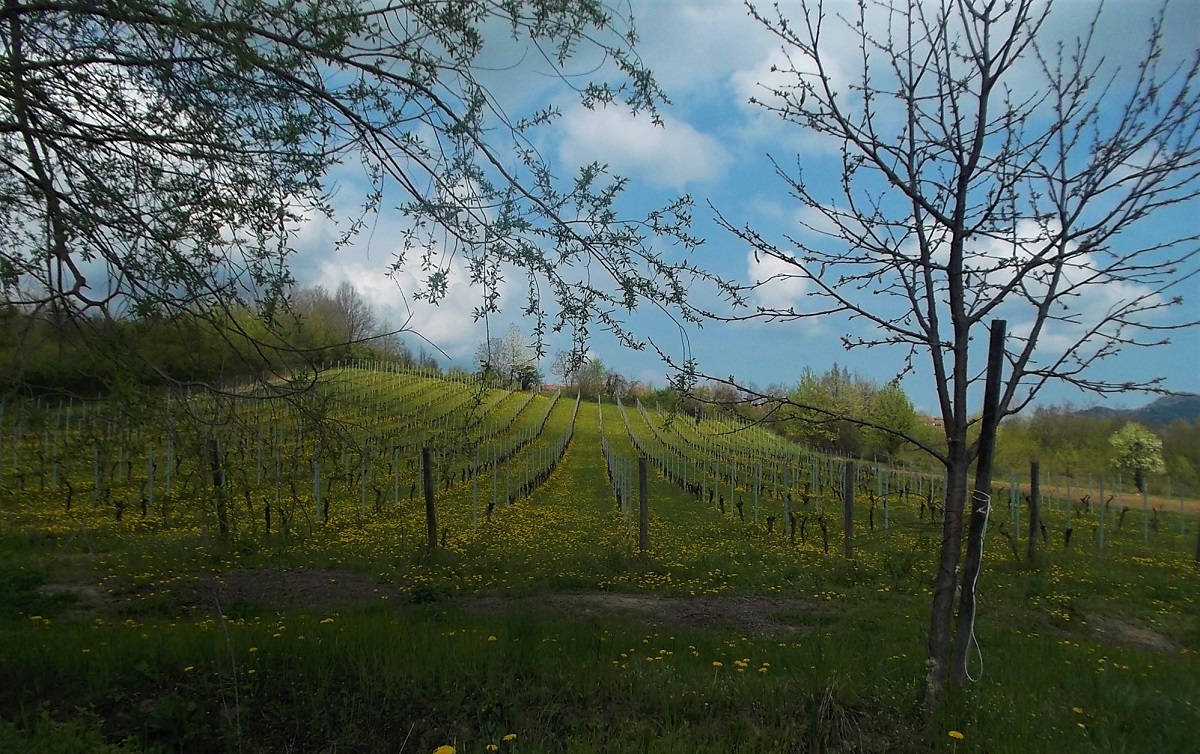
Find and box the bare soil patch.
[462,592,825,635]
[1088,615,1183,653]
[123,568,828,635]
[42,567,1187,652]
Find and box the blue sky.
[291,0,1200,415]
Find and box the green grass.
[0,369,1197,752]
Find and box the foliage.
[992,408,1199,497]
[1,0,714,390]
[1110,422,1168,494]
[781,365,918,460]
[0,283,408,394]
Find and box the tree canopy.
[1110,421,1167,494]
[1,0,708,393]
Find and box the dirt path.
[61,566,1179,654]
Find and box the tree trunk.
[948,320,1006,692]
[924,453,968,715]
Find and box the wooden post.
[638,456,649,553]
[1194,514,1199,570]
[1028,459,1040,563]
[842,460,854,559]
[423,447,437,550]
[209,437,228,538]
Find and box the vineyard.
[1,366,1197,753]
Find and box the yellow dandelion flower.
[949,731,964,740]
[486,746,499,752]
[712,661,723,667]
[1072,706,1084,714]
[502,733,517,742]
[432,746,455,754]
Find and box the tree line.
[1,282,434,396]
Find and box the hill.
[1076,393,1200,426]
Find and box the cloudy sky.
[290,0,1199,414]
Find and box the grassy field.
[0,368,1197,752]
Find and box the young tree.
[699,0,1200,712]
[1110,421,1167,495]
[476,323,537,388]
[0,0,707,392]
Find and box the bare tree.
[698,0,1200,712]
[332,282,380,348]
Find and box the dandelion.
[432,746,455,754]
[320,618,334,624]
[486,746,499,752]
[712,661,723,668]
[949,731,964,740]
[502,733,517,742]
[488,635,497,642]
[1072,706,1084,714]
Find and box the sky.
[289,0,1200,416]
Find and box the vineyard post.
[730,459,736,512]
[423,446,437,550]
[1098,477,1106,552]
[313,457,323,523]
[1028,460,1040,563]
[638,456,649,553]
[147,441,155,517]
[472,448,479,527]
[1141,483,1149,545]
[754,459,761,524]
[91,441,100,508]
[210,437,228,539]
[842,460,854,560]
[1194,512,1199,569]
[1179,483,1184,538]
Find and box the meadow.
[0,366,1196,753]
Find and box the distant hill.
[1075,393,1200,426]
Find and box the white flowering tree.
[1110,422,1167,495]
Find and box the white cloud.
[627,0,771,95]
[745,248,810,311]
[557,105,731,190]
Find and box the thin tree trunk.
[924,454,968,715]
